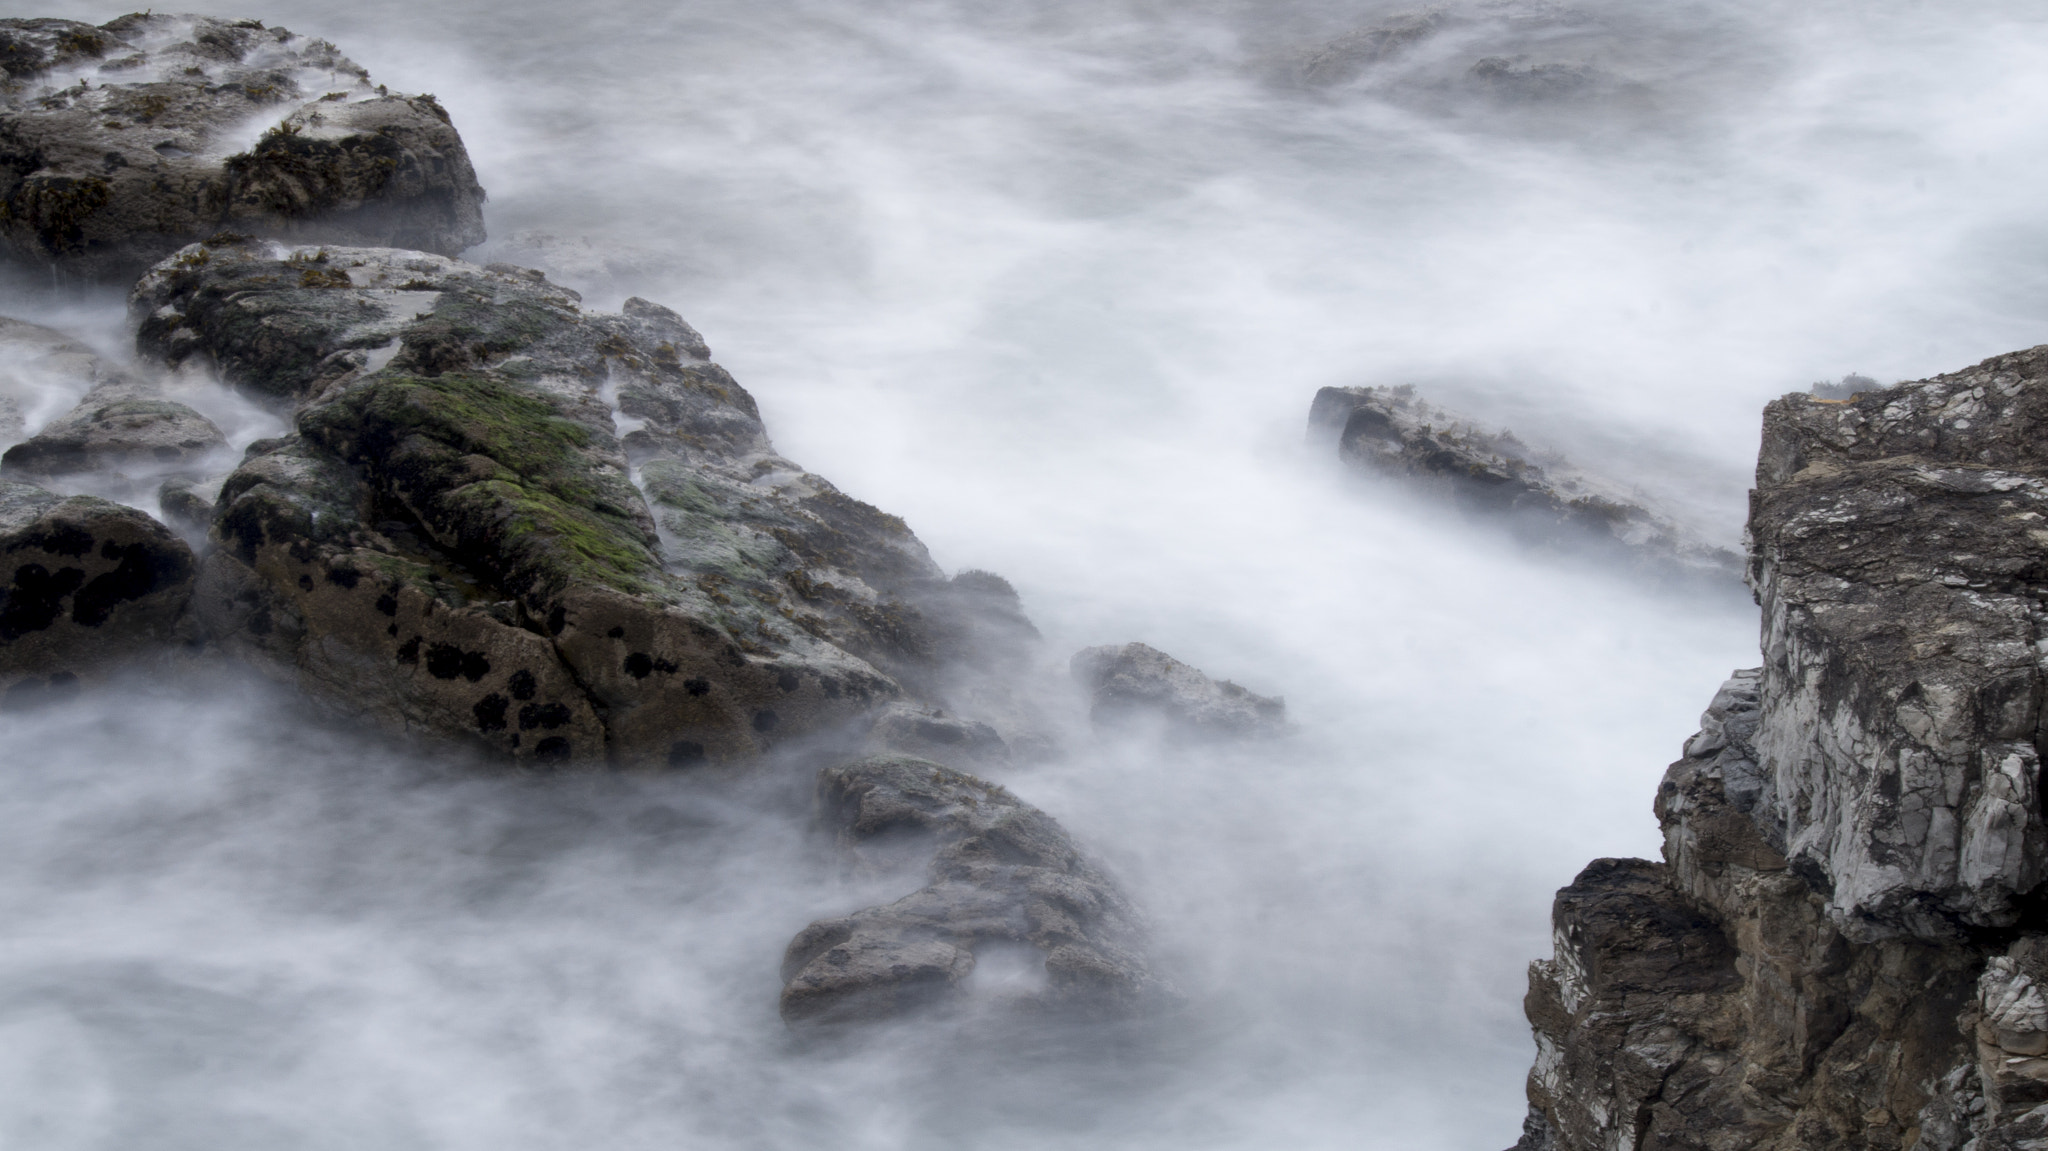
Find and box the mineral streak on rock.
[1511,346,2048,1151]
[1069,641,1286,739]
[0,14,486,282]
[0,477,195,700]
[138,240,1028,766]
[779,755,1156,1027]
[1310,384,1742,584]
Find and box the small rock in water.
[779,755,1156,1028]
[1070,641,1285,739]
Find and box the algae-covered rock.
[779,756,1156,1027]
[1,478,195,699]
[142,241,1027,765]
[0,14,485,282]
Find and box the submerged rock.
[0,478,195,700]
[1310,384,1741,584]
[0,315,137,447]
[1510,345,2048,1150]
[779,755,1155,1027]
[138,241,1026,765]
[0,14,485,282]
[1069,641,1285,739]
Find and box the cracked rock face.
[1310,384,1741,585]
[1069,641,1285,739]
[142,240,1027,765]
[0,478,195,700]
[779,755,1156,1027]
[1749,347,2048,939]
[0,14,486,282]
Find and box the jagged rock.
[1749,347,2048,938]
[1310,384,1742,583]
[1070,641,1285,739]
[1511,345,2048,1150]
[0,14,485,282]
[779,756,1155,1027]
[0,478,194,700]
[139,241,1025,765]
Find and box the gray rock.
[157,473,221,536]
[862,701,1010,768]
[2,388,225,482]
[0,14,485,282]
[779,756,1156,1027]
[1309,384,1742,584]
[1070,641,1285,739]
[137,241,1029,766]
[0,315,137,445]
[0,478,195,699]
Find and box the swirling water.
[6,1,2048,1147]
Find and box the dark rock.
[0,478,194,692]
[0,14,485,282]
[1512,345,2048,1150]
[779,755,1156,1027]
[1310,384,1742,584]
[139,242,1027,765]
[1070,641,1285,739]
[156,473,221,536]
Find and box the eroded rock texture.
[779,755,1155,1027]
[0,14,485,282]
[1,478,194,700]
[1310,384,1740,584]
[141,240,1029,765]
[1513,347,2048,1151]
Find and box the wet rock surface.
[779,755,1155,1027]
[1512,346,2048,1151]
[1070,641,1285,739]
[138,240,1028,765]
[1311,384,1742,585]
[0,477,194,699]
[0,14,486,282]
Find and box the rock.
[0,315,138,447]
[1070,641,1286,739]
[779,755,1155,1027]
[1511,344,2048,1150]
[0,14,485,282]
[1310,384,1742,584]
[2,387,225,483]
[157,473,221,536]
[862,701,1010,768]
[1,478,195,699]
[139,241,1027,765]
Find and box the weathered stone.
[1310,384,1741,584]
[779,755,1156,1027]
[0,314,137,445]
[0,14,485,282]
[862,701,1010,767]
[2,387,223,481]
[140,242,1026,765]
[1070,641,1285,739]
[0,478,194,697]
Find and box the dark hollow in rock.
[0,14,486,282]
[1069,641,1285,739]
[779,755,1157,1028]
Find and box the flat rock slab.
[0,478,194,699]
[780,755,1156,1027]
[0,14,485,282]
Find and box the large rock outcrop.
[779,755,1156,1027]
[139,239,1030,765]
[1309,384,1741,584]
[0,14,485,282]
[1510,346,2048,1150]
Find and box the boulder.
[1069,641,1285,739]
[1309,384,1742,584]
[0,14,485,282]
[2,386,224,484]
[1,478,195,701]
[0,315,138,447]
[779,756,1156,1027]
[138,241,1028,765]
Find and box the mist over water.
[6,0,2048,1146]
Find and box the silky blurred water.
[5,0,2047,1147]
